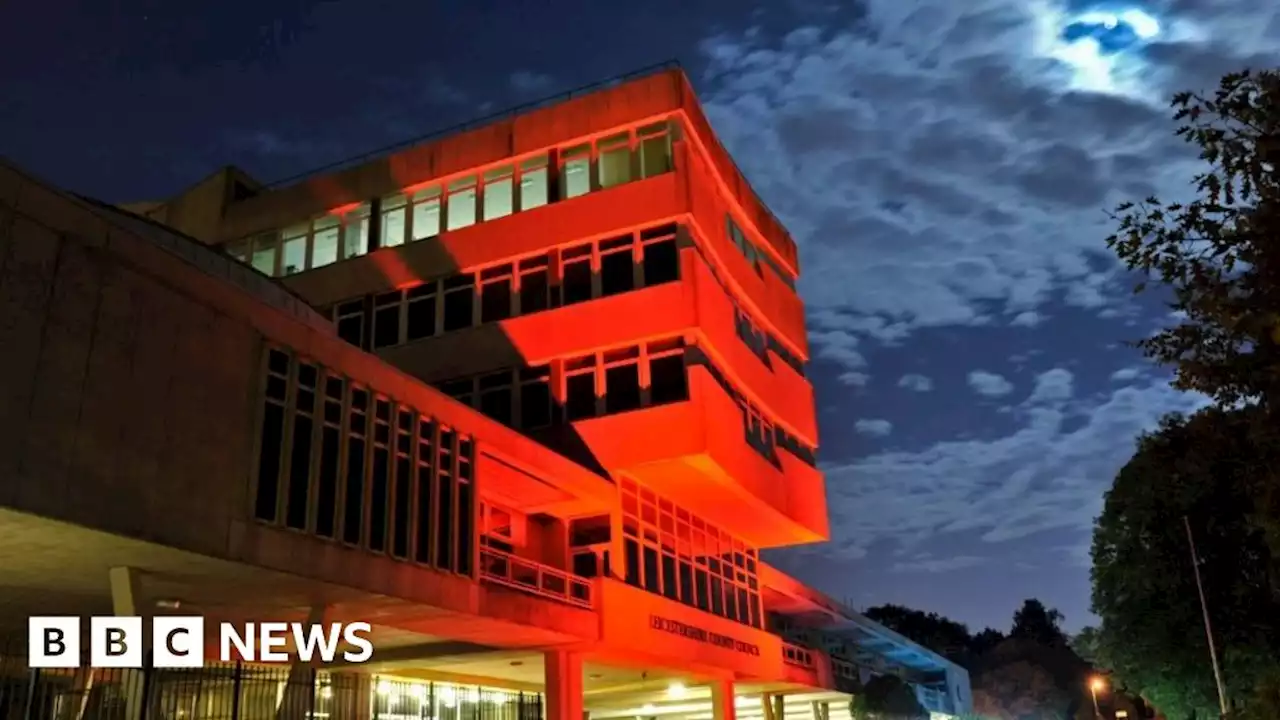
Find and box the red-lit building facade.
[0,67,971,720]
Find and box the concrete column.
[711,679,736,720]
[761,693,776,720]
[544,651,583,720]
[772,694,785,720]
[108,567,148,720]
[810,700,828,720]
[274,605,328,720]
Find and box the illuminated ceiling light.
[375,680,392,697]
[409,685,427,701]
[667,682,687,699]
[641,704,657,714]
[319,685,332,700]
[438,686,457,709]
[491,692,510,705]
[467,687,481,704]
[154,599,182,610]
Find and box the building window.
[602,347,642,414]
[519,365,554,429]
[479,264,514,324]
[442,275,476,332]
[410,186,443,241]
[405,283,437,341]
[597,133,632,189]
[483,165,514,221]
[599,235,635,297]
[342,204,371,260]
[560,244,593,306]
[564,355,597,421]
[381,193,409,248]
[640,224,680,286]
[638,121,674,178]
[446,176,478,231]
[312,216,340,268]
[372,292,402,349]
[251,232,277,276]
[477,370,515,426]
[619,477,761,628]
[281,224,308,276]
[561,144,591,199]
[335,300,366,349]
[518,255,551,314]
[519,155,549,210]
[253,348,477,576]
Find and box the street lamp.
[1089,677,1106,719]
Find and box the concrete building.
[0,66,972,720]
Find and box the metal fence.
[0,651,543,720]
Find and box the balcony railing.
[479,547,594,609]
[782,642,816,669]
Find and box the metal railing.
[0,649,544,720]
[781,643,816,670]
[478,547,593,610]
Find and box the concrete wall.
[0,163,610,624]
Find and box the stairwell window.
[560,245,593,305]
[342,204,371,260]
[335,300,366,349]
[405,283,438,341]
[518,255,551,314]
[519,365,555,429]
[478,370,515,426]
[599,234,636,296]
[446,176,478,231]
[564,355,598,421]
[479,264,514,323]
[441,275,476,332]
[603,347,642,414]
[251,232,278,275]
[372,292,402,349]
[281,224,308,276]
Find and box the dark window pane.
[604,364,641,414]
[392,457,411,558]
[316,427,340,538]
[650,355,688,405]
[373,305,400,348]
[285,415,313,530]
[661,555,678,600]
[520,270,550,314]
[710,577,724,616]
[520,382,553,429]
[642,545,660,593]
[600,252,634,296]
[337,315,363,347]
[562,261,592,305]
[481,280,513,323]
[565,373,596,420]
[678,561,694,604]
[443,291,474,332]
[642,239,679,286]
[624,538,641,586]
[369,449,389,552]
[342,437,366,545]
[254,403,286,522]
[437,475,455,570]
[695,568,710,610]
[406,295,437,341]
[480,388,513,426]
[573,553,599,578]
[415,464,434,563]
[457,479,474,576]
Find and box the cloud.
[891,555,989,574]
[815,381,1207,560]
[898,373,935,392]
[968,370,1015,397]
[856,419,894,437]
[1027,368,1074,404]
[695,0,1278,367]
[1110,366,1144,381]
[509,70,556,95]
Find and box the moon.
[1035,5,1163,97]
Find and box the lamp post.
[1089,677,1105,719]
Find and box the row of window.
[435,339,689,430]
[327,224,681,352]
[225,120,676,278]
[733,308,805,376]
[254,348,476,575]
[727,216,796,290]
[432,340,816,468]
[618,477,763,629]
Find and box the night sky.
[5,0,1278,635]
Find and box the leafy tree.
[1009,599,1068,648]
[972,660,1071,720]
[1090,408,1280,719]
[970,628,1007,658]
[865,604,976,663]
[848,674,928,720]
[1104,68,1280,575]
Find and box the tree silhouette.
[1009,599,1068,648]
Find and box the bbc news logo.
[29,617,374,668]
